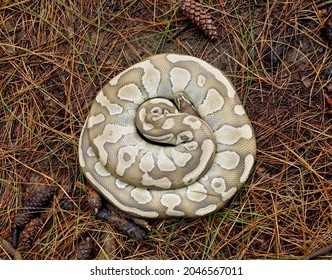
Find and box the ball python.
[79,53,256,218]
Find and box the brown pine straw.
[1,0,331,259]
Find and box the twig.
[317,1,332,8]
[171,22,191,39]
[0,236,23,260]
[305,243,332,260]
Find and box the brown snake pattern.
[79,53,256,218]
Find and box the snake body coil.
[79,53,256,218]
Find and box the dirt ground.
[0,0,331,260]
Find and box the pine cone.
[24,174,54,208]
[15,208,35,228]
[18,217,44,250]
[76,237,96,260]
[15,175,54,227]
[181,0,218,40]
[87,187,102,214]
[96,208,147,240]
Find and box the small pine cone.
[15,208,35,228]
[24,175,55,208]
[15,174,53,228]
[181,0,218,40]
[76,237,96,260]
[18,217,44,250]
[120,221,146,241]
[96,208,147,240]
[87,187,102,214]
[15,185,54,227]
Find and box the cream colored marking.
[139,152,155,173]
[109,59,159,89]
[160,194,185,216]
[151,107,164,122]
[143,123,154,131]
[186,183,207,202]
[78,149,86,168]
[234,104,245,115]
[162,118,175,130]
[211,177,226,194]
[85,172,159,218]
[108,65,136,86]
[157,148,176,171]
[138,108,147,122]
[183,116,201,129]
[176,131,193,144]
[240,154,254,183]
[211,177,237,200]
[170,67,191,93]
[182,139,215,185]
[94,124,134,144]
[116,143,145,176]
[115,178,127,189]
[184,141,198,151]
[215,124,253,145]
[141,173,172,189]
[78,125,87,167]
[197,75,206,87]
[198,88,224,117]
[166,54,236,98]
[87,146,95,157]
[139,108,154,131]
[141,60,161,96]
[171,149,192,167]
[195,204,217,216]
[93,124,135,165]
[118,83,144,104]
[215,151,240,170]
[87,113,106,129]
[94,162,111,176]
[150,98,174,107]
[143,133,174,143]
[130,188,152,204]
[96,91,123,115]
[151,106,162,114]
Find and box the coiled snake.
[79,53,256,218]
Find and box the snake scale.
[79,53,256,218]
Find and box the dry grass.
[1,0,331,260]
